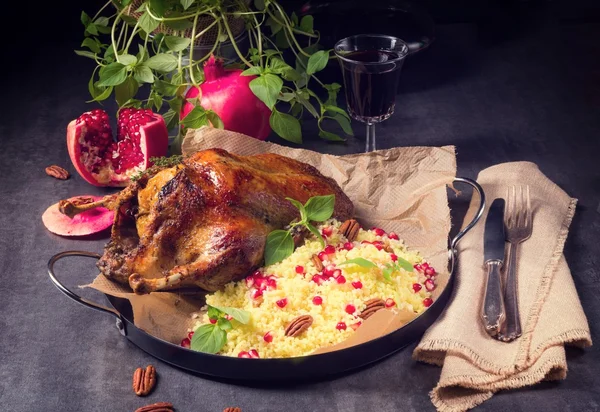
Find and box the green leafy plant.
[77,0,353,150]
[264,194,335,266]
[190,304,251,353]
[339,256,413,282]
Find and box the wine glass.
[334,34,409,152]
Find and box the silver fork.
[498,185,533,342]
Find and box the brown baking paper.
[84,127,457,352]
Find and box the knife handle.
[481,260,506,336]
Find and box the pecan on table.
[285,315,314,337]
[359,298,386,320]
[339,219,360,242]
[134,402,173,412]
[133,365,156,396]
[223,408,242,412]
[45,165,70,180]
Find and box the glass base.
[348,104,395,124]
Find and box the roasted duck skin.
[73,149,353,294]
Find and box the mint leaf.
[217,318,233,331]
[115,76,139,106]
[270,110,302,144]
[264,229,294,266]
[395,257,414,272]
[134,65,154,84]
[190,324,227,354]
[285,197,307,222]
[181,106,209,129]
[98,62,128,86]
[339,258,378,268]
[211,306,251,324]
[304,194,335,222]
[165,35,191,52]
[138,11,160,34]
[249,73,283,110]
[145,54,178,72]
[307,50,329,75]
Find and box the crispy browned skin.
[97,148,353,294]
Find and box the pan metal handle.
[47,251,122,321]
[449,177,486,262]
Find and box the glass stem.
[366,122,376,152]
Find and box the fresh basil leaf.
[305,222,325,246]
[87,85,113,103]
[299,15,314,33]
[324,104,350,120]
[81,11,91,26]
[268,57,301,81]
[319,129,346,142]
[190,324,227,354]
[264,229,294,266]
[211,306,251,324]
[155,79,179,96]
[88,69,101,99]
[270,110,302,144]
[181,106,209,129]
[164,18,194,31]
[275,30,290,49]
[339,258,378,268]
[241,66,262,76]
[395,257,414,272]
[382,266,394,282]
[206,111,224,129]
[329,113,354,136]
[286,197,307,222]
[304,194,335,222]
[94,16,109,27]
[85,24,99,36]
[167,96,183,112]
[207,306,222,320]
[324,82,342,105]
[138,11,160,34]
[81,38,100,53]
[98,62,128,86]
[115,76,139,106]
[291,12,299,26]
[165,35,191,52]
[145,53,178,72]
[254,0,265,10]
[249,73,283,110]
[181,0,194,9]
[217,317,233,331]
[265,49,282,57]
[278,92,295,102]
[150,0,166,16]
[307,50,329,75]
[75,50,97,59]
[296,93,319,118]
[152,93,163,111]
[119,54,137,66]
[134,65,154,84]
[265,16,282,35]
[121,98,142,108]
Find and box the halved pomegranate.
[67,108,168,187]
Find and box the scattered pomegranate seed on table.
[373,227,386,236]
[425,267,437,277]
[423,298,433,307]
[345,304,356,314]
[187,331,194,340]
[414,264,422,272]
[180,338,190,348]
[312,296,323,305]
[351,281,363,289]
[412,283,422,293]
[336,322,347,331]
[276,298,288,308]
[425,279,436,291]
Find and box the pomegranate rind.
[66,111,169,187]
[42,196,114,237]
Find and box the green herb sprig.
[264,194,335,266]
[339,256,414,282]
[190,304,251,354]
[130,154,183,181]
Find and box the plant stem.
[265,3,318,39]
[92,0,113,22]
[220,12,253,67]
[111,7,127,63]
[189,12,200,85]
[193,17,220,40]
[145,5,214,22]
[125,21,140,53]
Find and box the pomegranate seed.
[266,277,277,289]
[187,331,194,340]
[385,298,396,308]
[332,269,342,278]
[336,322,347,331]
[276,298,288,308]
[390,253,398,262]
[425,267,437,277]
[345,304,356,314]
[352,281,363,289]
[343,242,354,250]
[423,298,433,307]
[224,314,233,321]
[180,338,191,348]
[312,274,325,285]
[254,277,267,289]
[336,275,346,284]
[322,226,333,237]
[295,265,305,274]
[250,288,263,299]
[209,318,217,324]
[318,251,327,261]
[350,322,362,331]
[388,232,399,240]
[324,245,336,254]
[421,262,430,270]
[263,331,273,343]
[414,264,423,272]
[312,296,323,305]
[323,264,336,277]
[373,227,385,236]
[412,283,422,293]
[248,349,260,358]
[238,351,251,358]
[425,279,436,292]
[245,276,254,288]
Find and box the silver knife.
[481,198,507,336]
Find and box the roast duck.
[60,149,353,294]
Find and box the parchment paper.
[85,127,456,351]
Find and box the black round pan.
[47,178,485,383]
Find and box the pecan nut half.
[134,402,173,412]
[285,315,313,337]
[223,408,242,412]
[339,219,361,242]
[45,165,70,180]
[383,245,394,253]
[311,254,324,272]
[133,365,157,396]
[359,298,386,320]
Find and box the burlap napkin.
[413,162,592,411]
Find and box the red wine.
[340,50,405,120]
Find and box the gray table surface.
[1,13,599,412]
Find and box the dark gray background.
[1,1,599,411]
